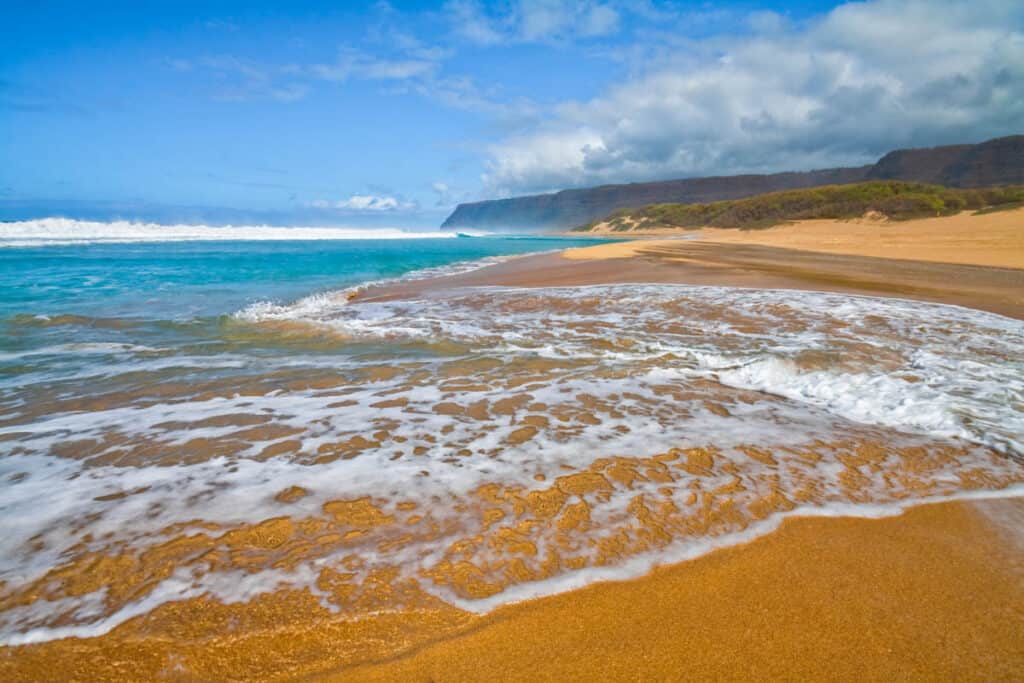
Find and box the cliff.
[443,136,1024,231]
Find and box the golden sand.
[546,213,1023,320]
[568,207,1024,269]
[5,496,1021,682]
[562,238,670,260]
[340,497,1024,682]
[358,208,1024,319]
[700,209,1024,269]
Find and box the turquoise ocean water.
[0,235,607,366]
[0,236,605,323]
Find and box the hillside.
[442,135,1024,230]
[573,182,1024,232]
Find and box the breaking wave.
[0,217,459,247]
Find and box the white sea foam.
[1,433,1020,644]
[234,252,533,322]
[233,284,1024,457]
[0,217,456,247]
[1,282,1022,644]
[440,483,1024,614]
[0,342,161,362]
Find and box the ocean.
[1,220,1022,648]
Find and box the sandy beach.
[578,208,1024,269]
[7,498,1022,681]
[342,497,1024,682]
[363,209,1024,319]
[352,207,1024,679]
[3,209,1023,682]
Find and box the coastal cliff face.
[443,136,1024,230]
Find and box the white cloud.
[445,0,620,45]
[431,181,456,207]
[309,47,440,83]
[265,83,309,102]
[195,56,313,102]
[184,17,453,103]
[484,0,1024,195]
[339,195,399,210]
[312,195,416,211]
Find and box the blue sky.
[1,1,1021,227]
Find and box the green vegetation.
[572,181,1024,232]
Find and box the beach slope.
[341,497,1024,681]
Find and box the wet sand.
[6,498,1022,681]
[539,209,1024,318]
[339,216,1024,681]
[339,497,1024,681]
[362,238,1024,319]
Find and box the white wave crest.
[234,252,530,323]
[0,217,456,247]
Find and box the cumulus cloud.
[484,0,1024,195]
[445,0,620,45]
[312,195,415,211]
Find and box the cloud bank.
[484,0,1024,195]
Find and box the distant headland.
[442,135,1024,231]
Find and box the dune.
[566,207,1024,269]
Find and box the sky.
[1,0,1021,228]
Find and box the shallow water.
[1,238,1023,646]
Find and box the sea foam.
[0,217,458,247]
[1,282,1022,645]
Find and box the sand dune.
[568,207,1024,269]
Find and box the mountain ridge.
[442,135,1024,230]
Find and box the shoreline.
[360,239,1024,320]
[4,219,1023,680]
[336,495,1024,681]
[358,209,1024,320]
[338,215,1024,679]
[8,496,1022,681]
